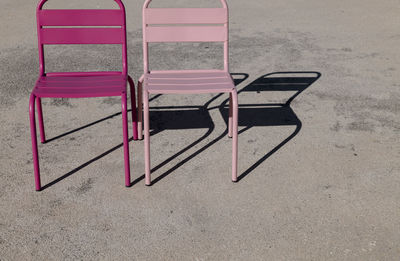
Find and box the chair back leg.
[231,90,239,182]
[121,92,131,187]
[228,94,233,138]
[143,90,151,185]
[137,79,144,140]
[128,76,139,141]
[36,97,46,143]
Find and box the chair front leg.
[29,94,41,191]
[231,90,239,182]
[121,92,131,187]
[143,90,151,186]
[128,76,138,140]
[36,97,46,143]
[137,79,143,140]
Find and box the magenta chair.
[29,0,138,191]
[137,0,238,185]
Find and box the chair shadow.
[147,71,321,184]
[224,71,321,181]
[39,85,165,189]
[40,138,133,190]
[44,94,163,144]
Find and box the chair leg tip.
[232,179,238,183]
[145,182,151,186]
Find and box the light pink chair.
[29,0,138,191]
[137,0,238,185]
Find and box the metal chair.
[29,0,138,191]
[137,0,238,185]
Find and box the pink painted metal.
[38,10,124,26]
[138,0,238,185]
[40,28,125,45]
[144,8,227,24]
[145,71,234,94]
[29,0,138,191]
[145,26,227,43]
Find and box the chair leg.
[128,76,138,141]
[228,93,233,138]
[121,92,131,187]
[137,80,143,140]
[36,97,46,143]
[231,90,238,182]
[29,94,41,191]
[143,90,151,186]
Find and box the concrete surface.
[1,0,399,260]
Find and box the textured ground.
[0,0,399,260]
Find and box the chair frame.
[137,0,238,185]
[29,0,138,191]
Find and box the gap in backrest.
[148,42,224,71]
[147,0,221,8]
[44,45,122,73]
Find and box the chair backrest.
[142,0,229,73]
[36,0,128,76]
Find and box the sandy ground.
[1,0,399,260]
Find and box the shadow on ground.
[228,72,321,180]
[34,72,320,190]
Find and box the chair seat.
[33,75,127,98]
[144,71,235,94]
